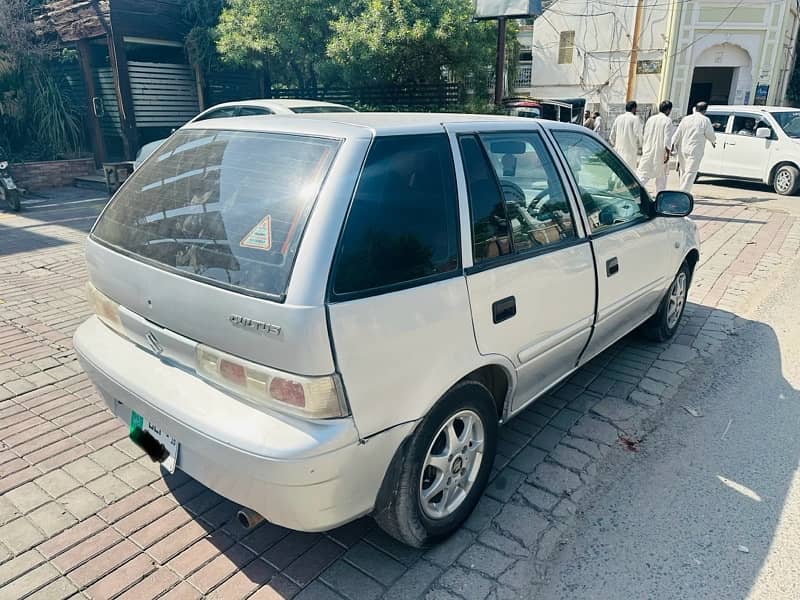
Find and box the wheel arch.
[767,160,800,186]
[371,366,511,526]
[458,363,514,421]
[373,355,515,512]
[684,248,700,283]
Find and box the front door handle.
[492,296,516,324]
[606,257,619,276]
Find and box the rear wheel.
[374,380,498,547]
[773,165,800,196]
[641,262,690,342]
[0,187,20,211]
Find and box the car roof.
[707,105,799,113]
[181,112,559,138]
[199,99,355,114]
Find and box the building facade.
[516,0,800,122]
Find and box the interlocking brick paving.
[1,188,798,599]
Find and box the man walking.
[593,112,605,138]
[583,110,595,129]
[609,101,643,169]
[671,101,717,193]
[638,100,675,193]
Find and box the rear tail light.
[195,344,348,419]
[86,282,123,333]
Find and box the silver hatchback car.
[75,113,699,547]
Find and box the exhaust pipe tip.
[236,507,264,529]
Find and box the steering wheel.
[499,179,526,206]
[532,188,550,203]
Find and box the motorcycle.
[0,148,20,212]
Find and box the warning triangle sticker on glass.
[240,215,272,251]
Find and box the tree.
[0,0,82,160]
[326,0,503,87]
[216,0,347,89]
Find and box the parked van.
[700,105,800,195]
[75,113,699,547]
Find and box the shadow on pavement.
[537,302,800,599]
[695,178,777,202]
[149,297,799,599]
[0,188,107,257]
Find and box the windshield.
[770,111,800,138]
[290,106,356,114]
[92,129,340,299]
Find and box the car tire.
[773,165,800,196]
[641,262,691,342]
[373,380,498,548]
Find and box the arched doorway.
[687,44,752,113]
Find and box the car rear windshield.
[92,129,340,299]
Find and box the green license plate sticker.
[130,410,143,435]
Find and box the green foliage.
[216,0,347,88]
[327,0,499,86]
[183,0,224,70]
[213,0,511,92]
[0,0,84,160]
[29,66,83,159]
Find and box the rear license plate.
[2,178,16,190]
[129,410,179,473]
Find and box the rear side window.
[331,134,460,298]
[194,107,239,121]
[238,106,274,116]
[290,106,356,114]
[459,135,511,262]
[92,130,340,299]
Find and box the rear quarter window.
[92,129,340,299]
[331,134,460,299]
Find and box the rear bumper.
[74,316,414,532]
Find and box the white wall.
[518,0,669,115]
[519,0,800,120]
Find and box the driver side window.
[552,131,648,234]
[478,132,577,254]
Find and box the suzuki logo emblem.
[145,332,164,355]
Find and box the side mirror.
[655,190,693,217]
[756,127,771,139]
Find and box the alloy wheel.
[419,410,485,519]
[666,272,687,330]
[776,169,792,194]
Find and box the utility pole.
[495,17,507,105]
[626,0,645,101]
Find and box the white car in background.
[700,105,800,195]
[133,99,357,169]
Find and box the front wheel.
[374,380,498,547]
[0,187,20,211]
[641,262,690,342]
[773,165,800,196]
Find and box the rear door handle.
[492,296,516,324]
[606,257,619,276]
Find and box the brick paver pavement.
[1,189,799,600]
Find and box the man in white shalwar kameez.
[671,101,716,193]
[609,100,643,169]
[638,100,675,193]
